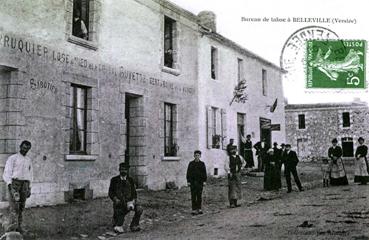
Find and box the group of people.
[3,136,369,236]
[322,137,369,187]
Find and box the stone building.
[0,0,286,207]
[0,0,199,207]
[197,12,286,176]
[285,100,369,161]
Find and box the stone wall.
[285,104,369,160]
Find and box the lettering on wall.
[0,32,196,96]
[30,78,57,94]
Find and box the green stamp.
[306,40,366,88]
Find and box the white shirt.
[3,153,33,186]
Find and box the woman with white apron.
[328,138,348,186]
[354,137,369,185]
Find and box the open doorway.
[125,93,145,187]
[259,117,271,147]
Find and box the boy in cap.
[186,150,207,215]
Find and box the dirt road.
[115,184,369,240]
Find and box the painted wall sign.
[271,124,281,131]
[0,32,195,95]
[30,78,57,94]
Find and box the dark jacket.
[108,175,137,204]
[186,160,207,183]
[355,145,368,159]
[253,141,269,157]
[328,146,343,163]
[229,155,243,174]
[283,150,299,168]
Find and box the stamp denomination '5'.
[306,40,366,89]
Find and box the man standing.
[3,140,33,233]
[283,144,304,193]
[186,150,207,215]
[225,149,244,208]
[243,135,254,168]
[253,138,269,172]
[108,162,143,233]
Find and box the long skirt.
[330,158,348,186]
[244,150,254,168]
[354,157,369,183]
[264,164,281,190]
[228,172,242,200]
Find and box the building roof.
[285,101,368,111]
[158,0,284,73]
[205,32,284,72]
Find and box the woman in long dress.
[354,137,369,185]
[264,149,281,191]
[328,138,348,186]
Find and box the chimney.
[198,11,217,32]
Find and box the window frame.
[342,112,350,128]
[298,114,306,129]
[262,69,267,96]
[66,0,99,50]
[164,102,177,157]
[164,16,175,69]
[69,84,88,154]
[237,58,244,82]
[211,46,218,80]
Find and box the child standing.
[186,150,207,215]
[321,158,330,187]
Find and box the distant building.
[285,100,369,160]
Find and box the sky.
[170,0,369,104]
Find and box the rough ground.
[2,162,364,240]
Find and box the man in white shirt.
[3,140,33,233]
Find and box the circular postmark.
[280,25,340,80]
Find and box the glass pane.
[77,130,85,152]
[70,86,75,107]
[76,109,85,131]
[76,87,86,109]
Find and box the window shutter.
[221,108,227,150]
[206,105,212,149]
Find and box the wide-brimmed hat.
[331,138,338,143]
[358,137,365,142]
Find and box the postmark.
[306,40,366,88]
[280,26,339,79]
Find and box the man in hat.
[253,138,269,172]
[283,144,304,193]
[108,162,143,233]
[3,140,33,233]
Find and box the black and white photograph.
[0,0,368,239]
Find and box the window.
[237,58,244,82]
[342,112,350,127]
[70,85,88,154]
[206,106,226,149]
[164,103,177,156]
[262,69,267,96]
[211,107,220,148]
[298,114,305,129]
[211,47,218,79]
[237,113,245,150]
[164,16,175,68]
[72,0,89,40]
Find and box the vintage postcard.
[0,0,368,239]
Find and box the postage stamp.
[306,40,366,88]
